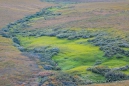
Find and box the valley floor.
[1,0,129,86]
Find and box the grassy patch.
[18,35,129,82]
[48,7,61,12]
[18,36,104,71]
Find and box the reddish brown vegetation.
[0,36,40,86]
[38,71,55,77]
[0,0,56,85]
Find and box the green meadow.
[18,36,104,69]
[18,36,106,81]
[18,35,129,81]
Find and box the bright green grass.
[122,47,129,51]
[18,36,104,70]
[29,17,44,21]
[47,6,63,13]
[48,7,60,12]
[18,36,129,78]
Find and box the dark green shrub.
[54,66,61,70]
[67,36,78,40]
[105,71,127,82]
[33,47,47,53]
[49,32,58,36]
[118,65,129,71]
[1,27,9,32]
[56,33,69,38]
[49,60,57,66]
[118,42,129,48]
[13,43,20,47]
[12,37,20,45]
[1,32,10,38]
[82,35,90,39]
[18,46,26,52]
[94,60,102,65]
[116,54,123,59]
[44,65,54,70]
[123,51,129,56]
[87,66,110,76]
[50,48,59,53]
